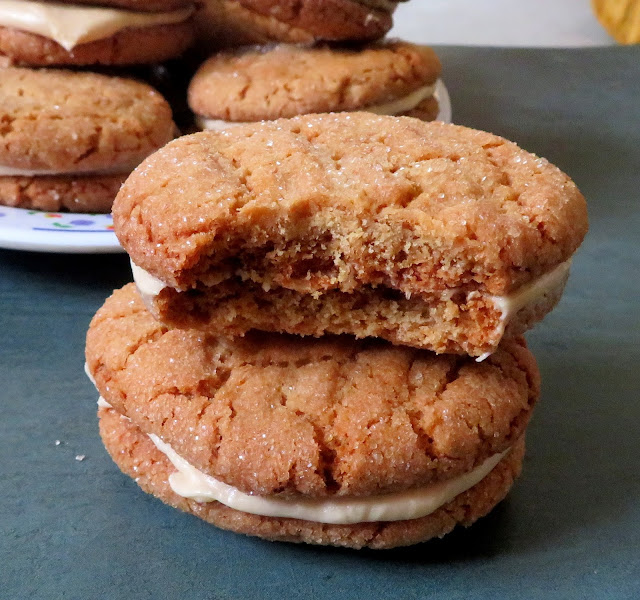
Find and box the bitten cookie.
[0,67,175,212]
[194,0,403,45]
[188,41,443,130]
[86,283,539,549]
[0,0,195,66]
[114,114,588,357]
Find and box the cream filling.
[148,431,508,524]
[131,258,572,343]
[195,83,436,131]
[490,259,571,332]
[365,82,436,116]
[94,392,509,524]
[0,0,194,51]
[130,261,166,307]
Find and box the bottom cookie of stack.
[86,284,540,549]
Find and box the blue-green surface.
[1,48,639,599]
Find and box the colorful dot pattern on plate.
[0,207,122,253]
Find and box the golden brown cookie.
[114,114,588,357]
[87,283,538,548]
[196,0,400,44]
[0,1,195,66]
[0,174,127,212]
[188,42,442,127]
[100,405,526,549]
[0,68,175,212]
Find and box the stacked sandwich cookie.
[188,41,444,131]
[188,0,444,130]
[85,113,588,549]
[0,68,175,212]
[0,0,195,66]
[0,0,195,212]
[194,0,407,47]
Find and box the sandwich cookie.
[194,0,404,45]
[114,114,588,358]
[86,283,539,549]
[188,41,443,130]
[0,0,195,66]
[0,68,175,212]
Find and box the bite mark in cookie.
[114,114,588,355]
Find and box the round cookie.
[0,174,126,213]
[195,0,402,44]
[86,283,539,548]
[99,406,526,549]
[0,67,175,212]
[0,1,195,66]
[188,41,442,127]
[114,114,588,357]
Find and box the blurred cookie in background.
[0,68,176,212]
[194,0,406,47]
[188,41,444,129]
[0,0,196,66]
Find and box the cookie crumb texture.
[0,68,174,172]
[87,284,539,499]
[188,42,441,121]
[0,21,194,66]
[100,406,525,548]
[114,114,588,354]
[223,0,394,42]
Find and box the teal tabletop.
[1,47,639,599]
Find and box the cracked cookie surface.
[114,113,587,353]
[86,283,539,498]
[218,0,396,42]
[188,41,441,121]
[99,405,525,549]
[0,67,175,172]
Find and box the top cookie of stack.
[0,0,195,66]
[117,113,588,358]
[195,0,406,46]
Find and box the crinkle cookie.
[0,0,195,66]
[189,41,442,129]
[0,67,175,212]
[86,283,538,549]
[194,0,403,44]
[114,114,588,356]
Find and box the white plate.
[434,79,452,123]
[0,82,451,254]
[0,207,122,253]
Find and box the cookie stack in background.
[187,0,446,128]
[0,0,197,212]
[85,112,588,549]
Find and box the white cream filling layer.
[94,393,509,524]
[195,83,436,131]
[365,82,436,116]
[0,0,194,51]
[147,431,508,524]
[490,259,571,331]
